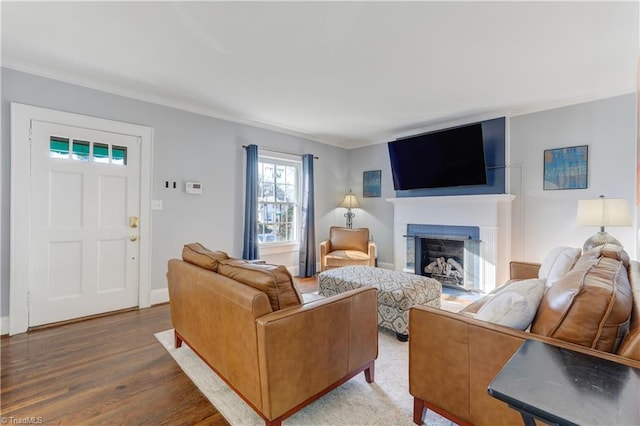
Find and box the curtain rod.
[242,145,319,160]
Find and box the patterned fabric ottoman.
[318,266,441,340]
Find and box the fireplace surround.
[387,194,515,293]
[405,223,482,290]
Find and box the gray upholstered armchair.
[320,227,376,271]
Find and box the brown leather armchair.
[320,227,376,272]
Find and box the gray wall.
[345,144,395,268]
[349,93,637,266]
[2,67,636,318]
[509,94,637,261]
[0,68,349,316]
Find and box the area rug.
[155,328,455,426]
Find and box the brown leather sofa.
[409,244,640,426]
[320,226,376,271]
[167,243,378,426]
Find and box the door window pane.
[50,137,70,158]
[72,140,90,161]
[112,145,127,165]
[93,143,109,163]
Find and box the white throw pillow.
[538,247,582,287]
[476,278,546,330]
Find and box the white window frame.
[257,153,302,254]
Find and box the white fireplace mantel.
[387,194,516,292]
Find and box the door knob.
[129,216,139,228]
[130,235,138,242]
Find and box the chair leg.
[396,332,409,342]
[364,361,375,383]
[413,397,425,425]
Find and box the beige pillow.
[476,278,546,330]
[538,246,581,288]
[182,243,230,272]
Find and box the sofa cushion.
[538,246,582,287]
[325,250,371,268]
[531,244,633,353]
[475,278,546,330]
[329,227,369,253]
[182,243,230,272]
[218,260,302,311]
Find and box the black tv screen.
[388,123,487,190]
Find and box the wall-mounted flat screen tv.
[388,123,487,190]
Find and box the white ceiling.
[2,1,638,149]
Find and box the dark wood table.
[487,339,640,426]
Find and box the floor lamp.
[341,190,359,229]
[577,195,631,252]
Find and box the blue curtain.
[242,144,259,260]
[299,154,316,277]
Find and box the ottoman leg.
[395,332,409,342]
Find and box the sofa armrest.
[367,241,376,266]
[256,287,378,420]
[510,261,541,280]
[319,239,330,268]
[409,305,527,425]
[408,305,640,426]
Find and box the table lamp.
[340,190,359,229]
[577,195,631,251]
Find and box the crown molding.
[2,60,351,148]
[508,88,635,118]
[3,60,634,151]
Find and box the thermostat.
[185,181,203,194]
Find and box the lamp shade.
[577,197,631,227]
[340,192,359,209]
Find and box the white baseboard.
[0,292,168,336]
[1,316,9,336]
[377,262,394,270]
[150,288,169,305]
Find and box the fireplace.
[407,224,481,290]
[388,194,516,293]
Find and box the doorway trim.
[10,103,154,335]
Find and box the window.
[93,143,110,163]
[72,140,90,161]
[49,136,127,165]
[257,156,300,245]
[50,137,69,158]
[112,145,127,165]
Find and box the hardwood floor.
[0,275,467,425]
[296,275,319,294]
[1,304,228,425]
[0,276,318,425]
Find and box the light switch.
[152,200,163,210]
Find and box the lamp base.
[344,210,355,229]
[582,231,622,252]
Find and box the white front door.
[28,121,141,326]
